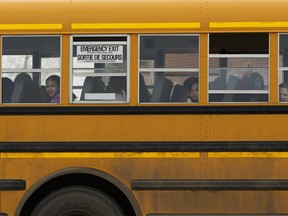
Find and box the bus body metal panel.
[0,0,288,33]
[0,0,288,215]
[0,115,287,142]
[2,156,288,215]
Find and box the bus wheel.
[31,186,125,216]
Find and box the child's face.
[190,83,198,102]
[279,87,288,102]
[46,80,59,97]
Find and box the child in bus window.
[46,75,60,103]
[279,82,288,102]
[183,76,198,102]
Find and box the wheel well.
[19,173,137,216]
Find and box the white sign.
[77,45,123,63]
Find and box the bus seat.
[209,75,227,102]
[39,85,51,103]
[2,77,14,103]
[209,75,226,90]
[80,77,105,100]
[106,77,126,95]
[139,73,151,102]
[223,75,240,102]
[10,73,40,103]
[226,75,240,90]
[150,76,173,102]
[170,84,187,102]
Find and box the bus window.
[1,36,61,104]
[71,36,129,103]
[209,33,269,103]
[279,34,288,103]
[139,35,199,103]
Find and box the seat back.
[2,77,14,103]
[10,73,40,103]
[39,85,51,103]
[170,84,187,102]
[209,75,227,102]
[223,75,240,102]
[80,77,105,100]
[106,77,126,95]
[139,74,151,102]
[150,76,173,102]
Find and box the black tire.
[30,186,125,216]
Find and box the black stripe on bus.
[131,180,288,191]
[0,179,26,191]
[0,105,288,115]
[1,141,288,152]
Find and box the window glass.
[279,34,288,103]
[139,35,199,103]
[209,33,269,103]
[71,36,129,103]
[1,36,61,103]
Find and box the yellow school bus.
[1,0,288,215]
